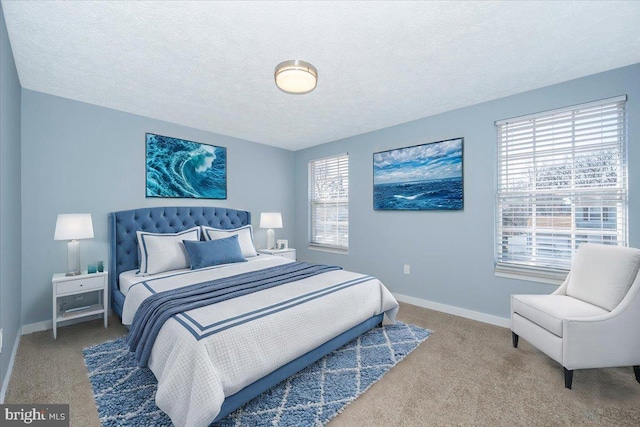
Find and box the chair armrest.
[562,278,640,369]
[552,273,570,296]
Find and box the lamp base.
[266,229,275,250]
[67,239,81,276]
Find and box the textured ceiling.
[2,1,640,151]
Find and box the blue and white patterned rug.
[83,322,431,426]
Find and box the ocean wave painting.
[373,138,463,210]
[146,133,227,199]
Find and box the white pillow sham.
[137,227,201,276]
[201,224,257,258]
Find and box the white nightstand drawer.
[277,251,296,261]
[56,275,104,294]
[257,248,296,261]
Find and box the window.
[309,153,349,252]
[496,96,627,280]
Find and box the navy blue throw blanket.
[127,262,342,367]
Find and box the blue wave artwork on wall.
[146,133,227,199]
[373,138,463,210]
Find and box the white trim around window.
[308,153,349,253]
[495,95,628,281]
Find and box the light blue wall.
[9,41,640,330]
[0,6,22,393]
[20,90,295,325]
[294,63,640,320]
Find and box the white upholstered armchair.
[511,243,640,389]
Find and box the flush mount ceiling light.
[274,60,318,94]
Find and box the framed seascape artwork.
[146,133,227,199]
[373,137,463,210]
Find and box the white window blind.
[309,154,349,251]
[496,95,628,276]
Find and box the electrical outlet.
[403,264,410,275]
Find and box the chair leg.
[564,368,573,389]
[634,366,640,383]
[512,332,519,348]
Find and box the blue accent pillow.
[183,235,247,270]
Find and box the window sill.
[308,245,348,255]
[494,265,567,286]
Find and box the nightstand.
[258,248,296,261]
[52,271,108,339]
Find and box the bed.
[108,206,398,426]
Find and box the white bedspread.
[121,255,399,427]
[119,268,187,295]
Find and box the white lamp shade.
[260,212,283,229]
[54,213,94,240]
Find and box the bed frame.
[108,206,383,422]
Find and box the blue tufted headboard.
[108,206,251,318]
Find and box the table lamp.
[54,213,94,276]
[260,212,282,250]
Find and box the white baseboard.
[21,313,106,335]
[0,332,21,403]
[394,293,511,329]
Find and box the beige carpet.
[5,302,640,426]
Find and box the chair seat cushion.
[511,294,608,337]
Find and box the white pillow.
[202,225,257,258]
[137,227,201,276]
